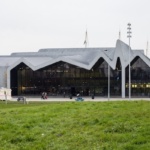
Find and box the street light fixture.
[108,64,110,101]
[104,49,110,101]
[127,23,132,100]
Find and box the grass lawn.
[0,100,150,150]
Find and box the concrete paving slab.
[10,97,150,102]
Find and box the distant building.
[0,40,150,98]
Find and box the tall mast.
[146,41,148,56]
[119,30,121,40]
[84,30,89,48]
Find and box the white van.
[0,87,12,100]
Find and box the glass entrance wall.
[11,59,122,96]
[125,57,150,96]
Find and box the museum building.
[0,39,150,98]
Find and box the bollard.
[70,94,72,99]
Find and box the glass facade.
[10,56,150,97]
[11,58,121,97]
[126,56,150,96]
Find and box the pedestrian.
[63,91,66,98]
[41,92,44,99]
[44,92,47,99]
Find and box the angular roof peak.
[116,39,133,62]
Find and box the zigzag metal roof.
[2,40,150,71]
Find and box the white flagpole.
[146,41,148,56]
[84,30,88,48]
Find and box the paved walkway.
[11,96,150,102]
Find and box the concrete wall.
[0,67,7,88]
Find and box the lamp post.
[104,49,110,101]
[127,23,132,100]
[108,64,110,101]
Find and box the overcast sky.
[0,0,150,57]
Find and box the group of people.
[41,92,47,99]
